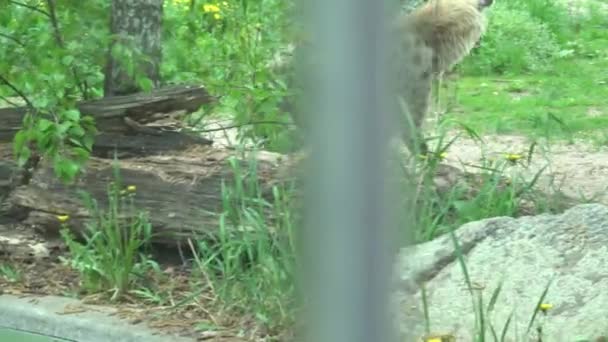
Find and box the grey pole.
[299,0,404,341]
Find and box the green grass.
[446,58,608,140]
[59,162,155,302]
[443,2,608,143]
[0,263,22,283]
[189,151,298,334]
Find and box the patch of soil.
[202,114,608,208]
[437,132,608,205]
[0,235,259,341]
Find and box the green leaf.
[54,157,81,183]
[83,135,95,151]
[70,146,90,163]
[62,109,81,121]
[52,73,66,83]
[12,130,28,156]
[33,97,49,109]
[62,55,75,66]
[81,115,96,126]
[16,146,31,167]
[57,121,73,135]
[36,118,54,132]
[68,125,86,137]
[137,77,154,91]
[37,130,56,150]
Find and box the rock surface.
[393,203,608,341]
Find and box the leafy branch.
[8,0,51,17]
[0,32,25,47]
[45,0,90,99]
[7,0,90,99]
[0,74,33,108]
[0,95,20,107]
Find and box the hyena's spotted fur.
[390,0,493,154]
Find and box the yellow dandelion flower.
[214,13,221,20]
[505,153,523,162]
[203,3,220,12]
[439,152,447,160]
[539,303,553,312]
[424,335,455,342]
[57,215,70,223]
[120,189,127,196]
[127,185,137,192]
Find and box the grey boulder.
[393,203,608,341]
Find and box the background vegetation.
[452,0,608,143]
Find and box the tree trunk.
[104,0,164,97]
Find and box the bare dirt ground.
[0,238,256,341]
[201,116,608,207]
[439,132,608,204]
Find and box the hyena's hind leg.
[400,73,433,156]
[395,47,434,156]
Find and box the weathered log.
[79,84,215,128]
[92,131,214,158]
[0,106,25,142]
[3,147,298,245]
[0,84,216,144]
[0,145,22,214]
[0,223,62,260]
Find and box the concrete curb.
[0,294,195,342]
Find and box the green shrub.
[460,4,561,76]
[161,0,297,153]
[500,0,574,43]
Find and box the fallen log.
[3,147,298,245]
[0,84,216,153]
[0,106,25,142]
[78,84,216,130]
[0,223,62,260]
[92,131,214,158]
[0,145,22,214]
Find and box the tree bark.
[104,0,164,97]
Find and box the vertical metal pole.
[299,0,401,341]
